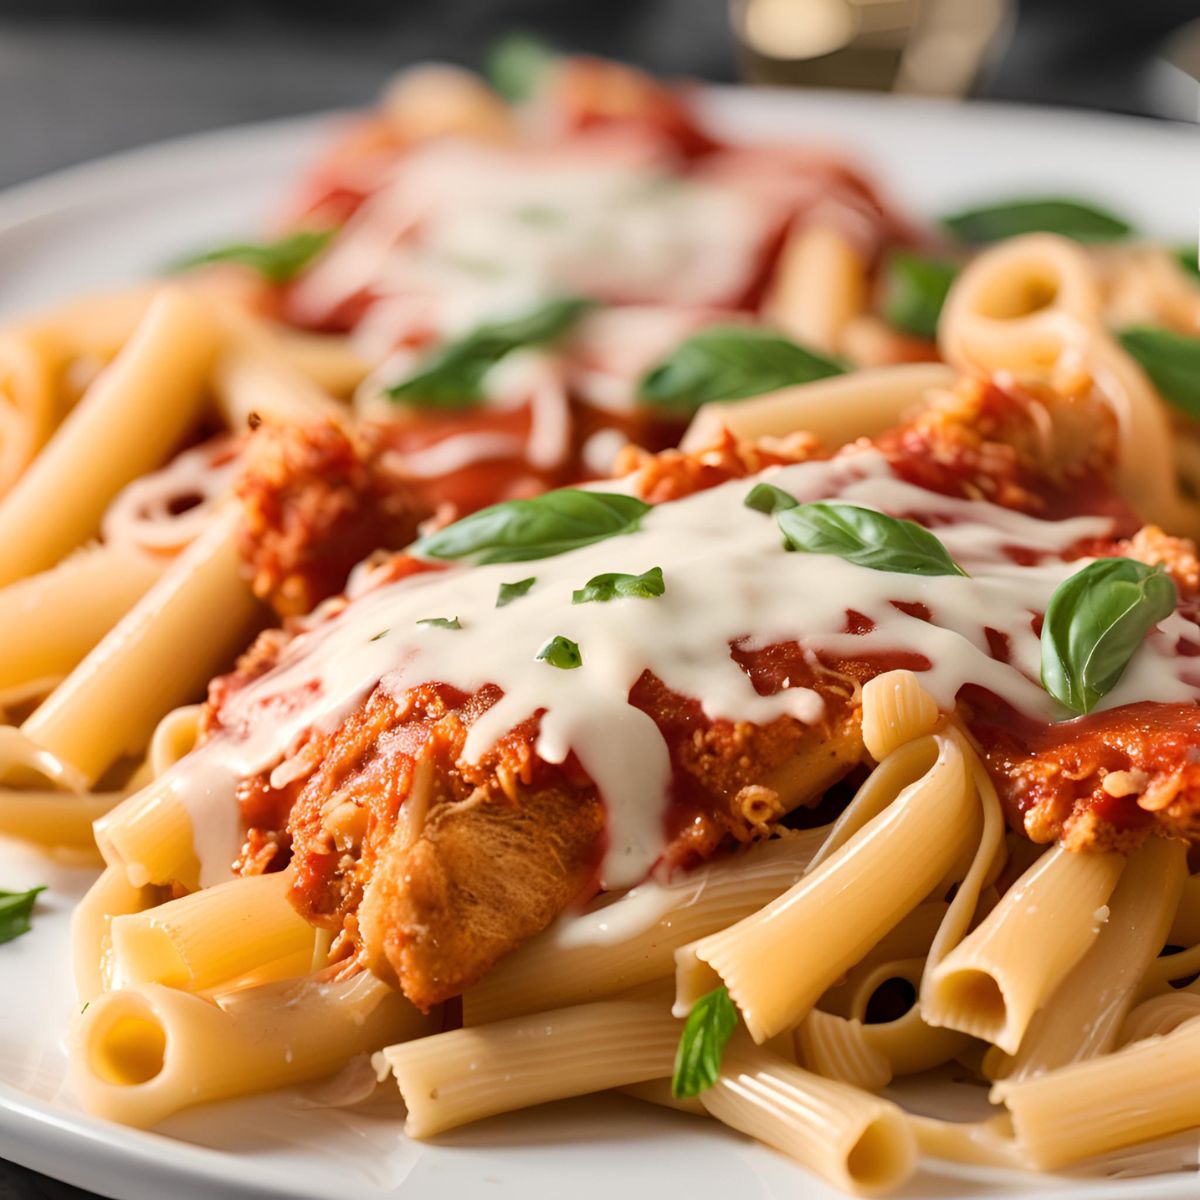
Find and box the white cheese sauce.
[168,446,1200,888]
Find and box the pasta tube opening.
[85,992,167,1087]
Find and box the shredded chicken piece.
[237,420,429,617]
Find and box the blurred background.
[0,0,1195,190]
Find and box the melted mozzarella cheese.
[293,141,772,352]
[171,447,1200,888]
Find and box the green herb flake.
[170,229,334,284]
[1040,558,1177,716]
[881,250,958,339]
[1176,245,1200,281]
[486,33,557,103]
[385,296,593,409]
[671,986,738,1099]
[744,482,799,515]
[496,577,537,607]
[0,885,46,945]
[572,566,665,605]
[514,205,565,227]
[637,326,846,415]
[536,635,582,670]
[941,198,1131,244]
[416,617,462,630]
[370,630,389,642]
[415,489,651,565]
[777,502,967,577]
[1117,326,1200,419]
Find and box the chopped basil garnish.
[637,327,845,415]
[497,577,537,607]
[1040,558,1176,716]
[536,635,582,670]
[171,229,334,284]
[1117,326,1200,419]
[370,630,388,641]
[777,502,967,577]
[487,32,556,103]
[0,885,45,945]
[386,296,593,408]
[416,617,461,630]
[881,250,957,339]
[1176,245,1200,281]
[671,986,738,1099]
[414,489,651,565]
[744,481,799,515]
[572,566,665,604]
[941,198,1131,244]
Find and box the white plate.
[0,90,1198,1200]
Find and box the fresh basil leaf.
[777,502,967,577]
[882,250,957,339]
[497,577,537,607]
[0,885,45,945]
[1117,326,1200,419]
[386,296,593,408]
[415,489,651,565]
[536,635,582,670]
[487,33,556,103]
[572,566,665,605]
[744,482,799,515]
[1176,245,1200,281]
[1040,558,1176,716]
[941,198,1131,244]
[416,617,461,630]
[171,229,334,284]
[637,327,845,414]
[671,986,738,1099]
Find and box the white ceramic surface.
[0,90,1197,1200]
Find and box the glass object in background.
[731,0,1008,97]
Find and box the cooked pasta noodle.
[676,733,978,1042]
[700,1032,917,1196]
[924,844,1126,1055]
[0,288,220,588]
[379,995,679,1137]
[72,973,431,1128]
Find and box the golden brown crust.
[358,784,606,1008]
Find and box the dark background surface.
[0,0,1196,1196]
[0,0,1195,190]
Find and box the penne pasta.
[20,505,259,786]
[110,870,316,992]
[71,865,156,1003]
[676,733,978,1042]
[701,1033,917,1196]
[995,1016,1200,1169]
[924,844,1126,1055]
[680,362,956,453]
[0,544,164,701]
[72,972,432,1128]
[378,996,680,1138]
[0,288,220,587]
[764,224,868,356]
[989,836,1185,1080]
